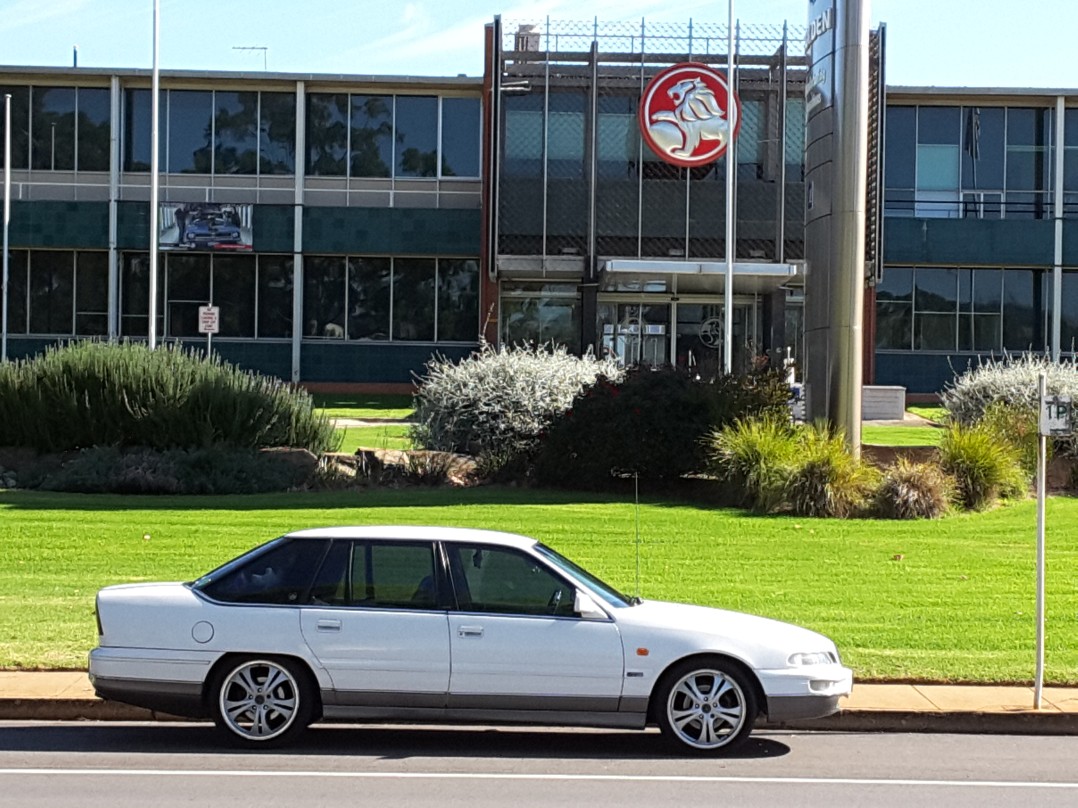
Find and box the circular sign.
[699,317,724,349]
[638,62,741,168]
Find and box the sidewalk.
[3,671,1078,734]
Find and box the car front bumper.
[757,664,854,721]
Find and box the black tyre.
[655,657,758,754]
[212,656,316,746]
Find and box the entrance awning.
[599,259,800,295]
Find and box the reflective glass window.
[547,92,586,180]
[446,544,574,617]
[918,106,960,145]
[393,258,436,341]
[199,538,330,605]
[1060,271,1078,352]
[75,251,108,336]
[0,85,30,169]
[961,106,1004,190]
[120,252,164,336]
[27,251,72,335]
[167,90,213,173]
[436,258,479,342]
[346,256,391,340]
[257,255,294,338]
[1002,268,1039,350]
[306,93,348,176]
[500,283,580,352]
[596,94,637,179]
[166,253,210,337]
[214,91,258,175]
[349,95,392,178]
[3,250,28,333]
[123,89,152,172]
[737,97,764,172]
[441,97,480,178]
[77,88,111,172]
[875,267,913,350]
[259,91,295,175]
[395,95,438,177]
[213,254,256,337]
[785,96,806,173]
[348,542,437,609]
[914,268,957,350]
[884,106,916,189]
[1006,107,1051,193]
[31,87,75,171]
[503,93,543,178]
[303,255,346,338]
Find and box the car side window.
[199,539,329,605]
[448,544,574,617]
[308,540,439,609]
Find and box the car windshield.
[188,536,286,590]
[533,543,633,608]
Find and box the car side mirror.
[574,590,608,620]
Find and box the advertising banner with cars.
[160,203,253,251]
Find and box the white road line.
[0,769,1076,789]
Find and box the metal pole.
[148,0,161,349]
[723,0,735,374]
[1035,370,1047,708]
[2,94,10,363]
[1052,96,1064,362]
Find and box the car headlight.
[787,651,835,666]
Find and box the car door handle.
[458,626,484,638]
[317,619,342,632]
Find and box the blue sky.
[0,0,1075,89]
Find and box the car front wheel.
[656,658,757,753]
[212,657,315,746]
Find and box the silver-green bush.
[411,343,622,460]
[942,354,1078,426]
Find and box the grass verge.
[2,487,1075,684]
[862,425,943,447]
[312,393,413,420]
[334,425,413,453]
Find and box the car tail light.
[95,600,103,638]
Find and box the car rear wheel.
[212,657,315,746]
[656,658,757,754]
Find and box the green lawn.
[312,393,414,420]
[907,404,947,424]
[334,424,413,453]
[2,487,1077,685]
[862,424,943,446]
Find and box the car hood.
[617,599,838,663]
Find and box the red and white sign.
[638,62,741,168]
[198,305,220,335]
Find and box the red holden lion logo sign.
[638,63,741,167]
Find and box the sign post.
[1035,373,1071,707]
[198,304,220,356]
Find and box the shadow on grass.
[0,480,757,515]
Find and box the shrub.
[942,353,1078,429]
[977,400,1040,475]
[706,416,799,512]
[938,422,1027,510]
[875,457,953,519]
[0,341,336,454]
[784,424,879,518]
[411,343,621,466]
[36,446,310,495]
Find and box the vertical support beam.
[148,0,160,349]
[107,76,120,340]
[587,40,599,281]
[777,22,788,264]
[2,93,9,363]
[541,16,551,263]
[723,2,736,375]
[480,18,502,345]
[1053,95,1064,363]
[291,81,305,385]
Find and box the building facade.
[2,19,1078,395]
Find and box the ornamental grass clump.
[706,416,799,512]
[0,341,336,454]
[938,422,1027,510]
[784,424,880,518]
[875,457,953,520]
[411,342,621,464]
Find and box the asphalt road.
[3,722,1078,807]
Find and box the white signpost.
[198,304,219,355]
[1035,373,1071,708]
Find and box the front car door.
[444,543,625,712]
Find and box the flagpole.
[148,0,161,349]
[2,93,10,363]
[723,0,735,374]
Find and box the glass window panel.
[914,268,958,312]
[167,90,213,173]
[3,250,28,334]
[75,251,108,336]
[970,268,1002,311]
[961,106,1005,190]
[166,253,210,337]
[884,105,916,188]
[357,543,436,609]
[500,283,581,352]
[303,255,345,338]
[392,258,435,341]
[346,256,391,340]
[884,189,915,217]
[256,255,294,339]
[1061,271,1078,352]
[785,96,806,169]
[259,91,295,175]
[1005,191,1050,219]
[28,251,73,335]
[1006,148,1050,191]
[447,544,573,617]
[915,312,956,351]
[0,85,30,169]
[305,93,347,176]
[503,93,543,178]
[349,94,393,178]
[1065,146,1078,193]
[395,95,438,177]
[212,254,255,337]
[1007,107,1051,147]
[1003,269,1038,350]
[876,302,912,350]
[123,89,152,172]
[31,87,76,171]
[547,93,585,180]
[200,539,329,605]
[970,314,1001,352]
[918,106,960,145]
[876,267,913,303]
[916,144,959,190]
[77,88,111,172]
[213,91,258,175]
[441,96,480,178]
[737,97,764,169]
[436,258,479,342]
[597,94,638,179]
[119,252,163,337]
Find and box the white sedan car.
[89,526,852,753]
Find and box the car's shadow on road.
[0,722,791,761]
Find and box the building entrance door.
[599,302,670,368]
[675,302,754,378]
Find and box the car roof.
[284,525,539,550]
